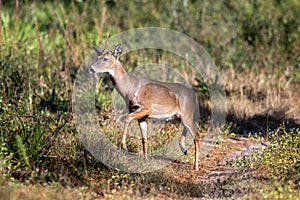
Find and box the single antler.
[94,36,110,56]
[94,47,103,56]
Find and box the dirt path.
[200,137,267,181]
[160,136,269,199]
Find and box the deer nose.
[87,66,95,74]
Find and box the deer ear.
[113,44,122,58]
[94,47,103,56]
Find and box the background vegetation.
[0,0,299,199]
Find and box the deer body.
[88,44,200,170]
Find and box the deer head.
[87,44,123,75]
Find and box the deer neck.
[110,61,139,99]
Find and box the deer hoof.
[183,150,188,155]
[121,144,128,154]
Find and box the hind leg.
[179,127,188,155]
[181,118,200,170]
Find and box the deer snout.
[87,66,95,74]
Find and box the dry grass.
[223,68,300,134]
[0,181,87,200]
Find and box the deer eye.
[103,57,109,61]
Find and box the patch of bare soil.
[151,136,268,199]
[199,137,267,182]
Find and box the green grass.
[232,127,300,199]
[0,0,300,199]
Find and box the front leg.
[121,106,150,154]
[121,117,130,153]
[121,136,128,153]
[138,120,148,159]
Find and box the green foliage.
[15,135,29,167]
[263,180,300,200]
[95,78,112,109]
[222,122,239,137]
[262,128,300,181]
[0,141,14,178]
[234,127,300,198]
[1,0,300,73]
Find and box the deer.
[87,44,201,170]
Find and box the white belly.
[148,113,179,121]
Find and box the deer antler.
[94,47,103,56]
[103,35,109,51]
[94,35,110,56]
